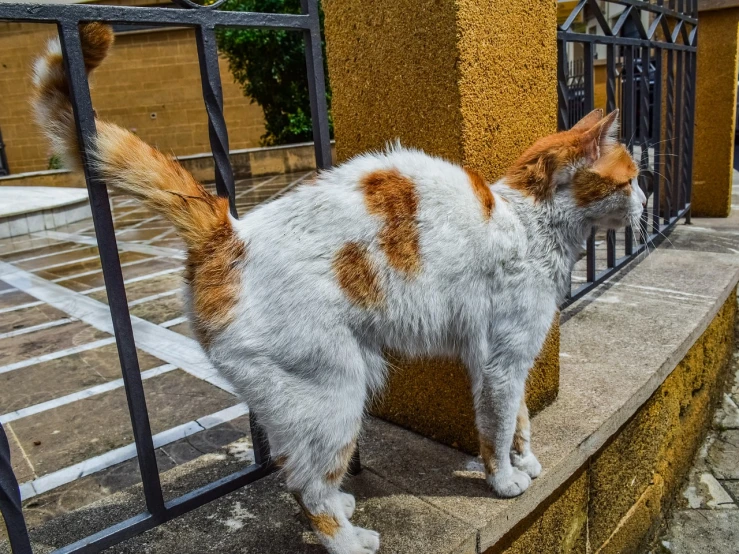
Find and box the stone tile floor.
[655,337,739,553]
[0,171,311,538]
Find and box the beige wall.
[0,20,266,174]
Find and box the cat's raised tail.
[31,22,229,250]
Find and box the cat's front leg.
[473,364,531,498]
[510,397,542,479]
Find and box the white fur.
[200,142,642,553]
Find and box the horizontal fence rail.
[0,0,332,552]
[558,0,697,307]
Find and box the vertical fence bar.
[606,43,617,267]
[0,126,9,176]
[638,44,650,243]
[195,24,237,217]
[249,412,271,466]
[685,18,697,222]
[664,45,675,221]
[57,21,165,517]
[583,42,597,282]
[301,0,332,170]
[651,43,663,233]
[557,37,570,131]
[0,424,32,554]
[674,45,685,216]
[623,45,636,255]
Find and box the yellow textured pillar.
[324,0,560,454]
[692,7,739,217]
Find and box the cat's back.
[234,144,521,290]
[240,145,506,241]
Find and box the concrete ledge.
[0,143,332,189]
[0,187,91,239]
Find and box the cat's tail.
[31,23,230,249]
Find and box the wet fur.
[32,26,646,554]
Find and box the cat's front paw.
[353,527,380,554]
[511,452,542,479]
[339,491,356,519]
[488,467,531,498]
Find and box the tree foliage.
[216,0,332,146]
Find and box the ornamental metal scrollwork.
[171,0,229,10]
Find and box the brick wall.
[0,14,267,174]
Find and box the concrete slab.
[0,188,91,239]
[707,430,739,480]
[0,343,163,413]
[0,321,110,367]
[0,188,88,219]
[8,369,237,477]
[662,510,739,553]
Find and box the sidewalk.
[656,171,739,554]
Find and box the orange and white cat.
[33,24,645,554]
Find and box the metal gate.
[0,1,332,552]
[558,0,697,306]
[0,126,9,176]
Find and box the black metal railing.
[0,1,332,552]
[558,0,697,307]
[0,126,9,176]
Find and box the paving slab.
[56,258,181,292]
[707,430,739,480]
[33,251,152,281]
[0,303,67,334]
[129,295,184,325]
[12,246,97,271]
[0,321,110,366]
[0,239,74,259]
[168,320,194,339]
[0,290,38,310]
[661,510,739,553]
[0,344,164,413]
[8,369,237,477]
[88,273,182,304]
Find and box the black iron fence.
[558,0,697,307]
[0,126,9,176]
[0,1,331,552]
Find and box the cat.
[32,23,646,554]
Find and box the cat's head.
[505,109,645,233]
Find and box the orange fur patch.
[80,23,115,70]
[334,242,384,308]
[361,169,420,275]
[325,440,357,484]
[505,110,621,202]
[505,131,582,202]
[295,496,341,538]
[479,436,496,474]
[186,222,246,350]
[512,403,529,455]
[464,168,494,220]
[572,145,637,207]
[307,513,341,538]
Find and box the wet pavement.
[0,171,311,537]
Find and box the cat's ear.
[580,109,619,162]
[570,109,604,133]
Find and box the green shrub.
[216,0,333,146]
[48,154,63,170]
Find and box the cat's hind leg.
[510,397,542,479]
[261,355,379,554]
